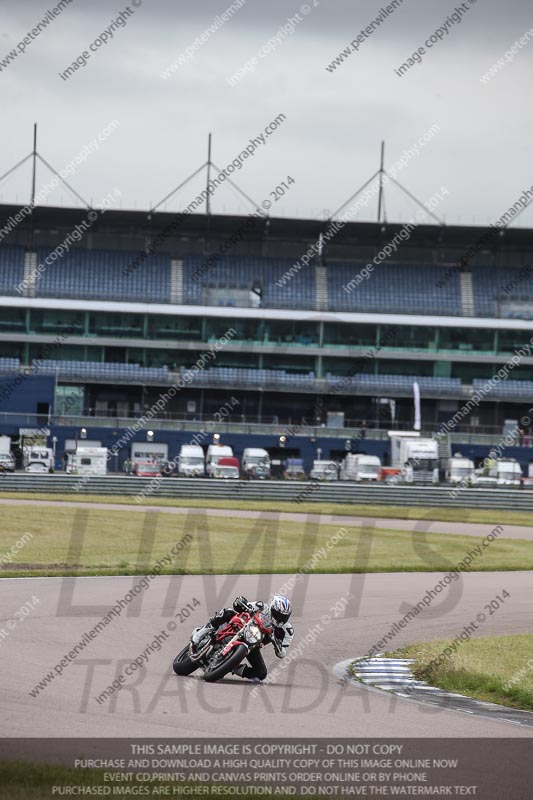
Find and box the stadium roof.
[1,202,533,263]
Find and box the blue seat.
[35,247,171,303]
[0,245,26,295]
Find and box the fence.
[0,474,531,510]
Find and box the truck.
[471,461,498,487]
[241,448,270,479]
[0,435,14,472]
[206,444,234,477]
[445,455,474,485]
[23,446,54,473]
[65,447,108,476]
[388,432,439,484]
[178,444,205,477]
[310,460,338,481]
[212,456,240,479]
[134,460,161,478]
[340,453,381,482]
[522,463,533,488]
[495,458,522,486]
[0,435,11,454]
[472,457,522,487]
[284,458,306,480]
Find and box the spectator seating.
[326,262,462,315]
[326,373,463,395]
[0,357,20,373]
[31,359,169,382]
[35,248,171,303]
[183,256,315,309]
[0,246,26,296]
[1,243,531,319]
[472,378,533,399]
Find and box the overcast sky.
[1,0,532,227]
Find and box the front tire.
[172,645,197,676]
[203,643,248,683]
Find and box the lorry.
[388,432,439,484]
[206,444,234,477]
[445,455,474,485]
[471,461,498,487]
[284,458,306,480]
[472,457,522,487]
[241,448,270,479]
[65,447,108,476]
[212,456,240,479]
[310,460,338,481]
[495,458,522,486]
[178,444,205,477]
[23,446,54,473]
[522,463,533,488]
[0,435,14,472]
[340,453,381,482]
[134,460,161,477]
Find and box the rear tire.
[203,643,248,683]
[172,645,197,676]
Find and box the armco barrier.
[0,474,532,510]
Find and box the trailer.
[310,460,338,481]
[340,453,381,482]
[388,432,439,484]
[445,455,474,485]
[65,447,108,476]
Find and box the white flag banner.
[413,382,421,431]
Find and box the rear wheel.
[203,643,248,683]
[172,645,197,676]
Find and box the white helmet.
[270,595,292,625]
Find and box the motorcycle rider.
[191,594,294,682]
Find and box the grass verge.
[1,503,533,577]
[391,634,533,711]
[1,490,533,527]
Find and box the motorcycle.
[172,609,273,683]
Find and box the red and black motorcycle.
[172,609,273,683]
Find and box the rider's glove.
[233,595,250,613]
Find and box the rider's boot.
[232,665,262,683]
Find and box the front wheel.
[203,643,248,683]
[172,645,198,676]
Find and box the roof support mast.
[328,141,445,227]
[0,123,91,212]
[205,132,212,249]
[377,139,385,223]
[31,123,37,208]
[206,132,212,218]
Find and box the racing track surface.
[1,571,532,739]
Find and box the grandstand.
[0,202,532,471]
[0,245,25,296]
[35,248,171,304]
[3,243,532,320]
[326,262,462,315]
